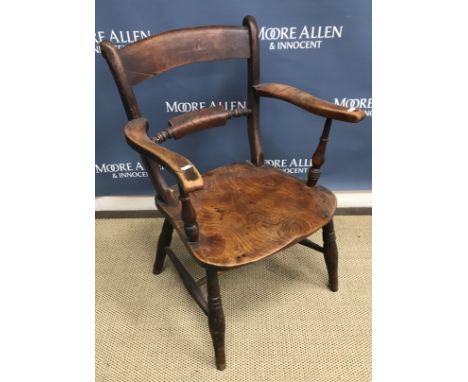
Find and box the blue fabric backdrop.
[95,0,371,196]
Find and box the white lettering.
[101,30,150,47]
[109,30,119,43]
[95,162,135,174]
[299,26,310,39]
[166,101,178,113]
[277,40,322,50]
[335,98,372,109]
[334,97,372,117]
[135,162,145,171]
[333,26,343,39]
[95,164,106,174]
[166,100,247,113]
[95,31,105,44]
[118,171,148,178]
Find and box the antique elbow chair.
[100,15,365,371]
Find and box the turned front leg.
[323,219,339,292]
[206,268,226,370]
[153,219,173,275]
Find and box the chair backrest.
[100,16,263,203]
[120,26,251,86]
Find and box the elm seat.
[157,162,337,269]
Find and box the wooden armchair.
[100,15,366,371]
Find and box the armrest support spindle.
[308,118,332,187]
[179,184,199,242]
[253,82,366,186]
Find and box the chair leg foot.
[206,268,226,370]
[153,219,173,275]
[323,219,339,292]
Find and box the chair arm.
[253,83,366,123]
[124,118,204,193]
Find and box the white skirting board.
[95,191,372,211]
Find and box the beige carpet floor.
[96,215,371,382]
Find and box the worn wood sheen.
[308,118,333,187]
[124,118,204,193]
[254,83,366,123]
[152,106,251,143]
[100,15,367,371]
[157,162,336,269]
[119,26,251,86]
[243,16,264,166]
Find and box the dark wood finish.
[124,118,204,193]
[206,269,226,370]
[323,220,339,292]
[157,162,336,269]
[100,41,174,203]
[165,248,208,315]
[253,83,366,123]
[196,271,224,287]
[142,162,177,205]
[178,184,199,242]
[152,106,251,143]
[243,16,264,166]
[308,118,332,187]
[100,41,141,120]
[100,16,367,371]
[299,238,324,253]
[153,219,174,274]
[169,106,231,140]
[119,26,251,85]
[141,157,177,204]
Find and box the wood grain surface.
[243,16,264,166]
[157,162,337,269]
[119,26,251,86]
[124,118,204,193]
[254,83,366,123]
[152,106,252,143]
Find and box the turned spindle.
[308,118,333,187]
[207,268,226,370]
[151,107,251,144]
[178,184,199,242]
[323,219,339,292]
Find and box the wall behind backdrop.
[95,0,371,196]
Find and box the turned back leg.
[323,219,339,292]
[206,268,226,370]
[153,219,173,275]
